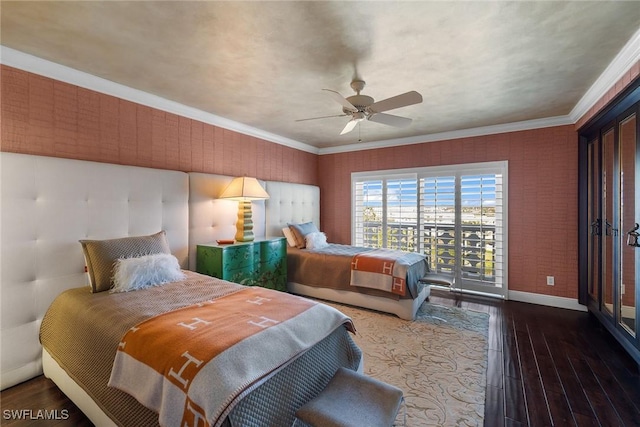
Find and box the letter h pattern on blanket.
[350,250,408,296]
[109,288,319,427]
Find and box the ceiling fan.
[297,79,423,135]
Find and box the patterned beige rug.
[324,300,489,427]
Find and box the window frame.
[351,161,508,297]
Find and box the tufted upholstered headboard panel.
[187,173,266,271]
[0,153,189,390]
[264,181,320,240]
[0,154,318,390]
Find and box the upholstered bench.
[294,367,405,427]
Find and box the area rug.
[324,300,489,427]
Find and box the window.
[353,174,417,251]
[352,161,508,297]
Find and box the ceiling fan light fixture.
[299,79,423,136]
[345,94,374,110]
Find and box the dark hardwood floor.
[430,289,640,427]
[2,289,640,426]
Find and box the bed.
[1,153,363,427]
[40,270,361,427]
[286,241,430,321]
[262,181,430,320]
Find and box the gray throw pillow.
[80,230,171,293]
[288,222,319,248]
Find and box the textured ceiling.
[2,1,640,150]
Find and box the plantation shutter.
[353,179,383,248]
[385,177,418,251]
[353,174,417,250]
[419,176,456,274]
[459,173,505,289]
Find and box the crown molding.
[570,27,640,123]
[318,115,574,155]
[0,46,320,155]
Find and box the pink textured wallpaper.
[0,65,318,185]
[319,126,579,298]
[2,62,638,301]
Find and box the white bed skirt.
[287,282,430,321]
[42,349,117,427]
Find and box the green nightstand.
[196,238,287,292]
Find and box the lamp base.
[235,200,255,242]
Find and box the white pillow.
[305,232,328,250]
[111,253,186,293]
[282,227,298,247]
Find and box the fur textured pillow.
[111,253,186,293]
[305,232,328,250]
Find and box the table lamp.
[220,176,269,242]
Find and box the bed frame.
[287,282,429,321]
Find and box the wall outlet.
[546,276,555,286]
[622,283,626,295]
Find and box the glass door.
[588,138,600,302]
[603,127,616,317]
[619,112,637,336]
[419,163,507,299]
[579,80,640,365]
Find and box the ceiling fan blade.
[295,114,348,122]
[323,89,358,112]
[340,118,359,135]
[368,91,423,113]
[368,112,413,128]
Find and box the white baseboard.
[508,290,587,312]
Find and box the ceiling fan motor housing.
[344,94,374,113]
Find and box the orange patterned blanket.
[109,287,354,427]
[350,249,426,297]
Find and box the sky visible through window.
[360,175,497,208]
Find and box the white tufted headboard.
[0,154,319,390]
[187,173,266,271]
[187,176,319,253]
[264,181,320,239]
[0,153,189,390]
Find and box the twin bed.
[2,153,430,426]
[264,181,431,322]
[286,243,429,321]
[41,270,361,427]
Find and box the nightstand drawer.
[225,266,256,286]
[260,240,286,262]
[196,238,287,291]
[221,245,257,270]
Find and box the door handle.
[626,223,640,247]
